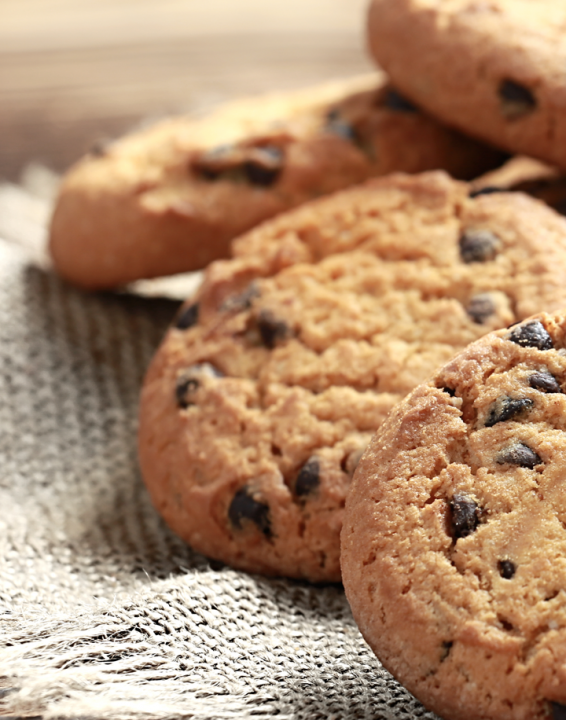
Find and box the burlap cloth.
[0,168,438,720]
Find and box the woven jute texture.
[0,174,438,720]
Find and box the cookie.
[342,310,566,720]
[472,156,566,216]
[49,72,505,290]
[368,0,566,171]
[138,171,566,582]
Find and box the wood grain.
[0,0,372,180]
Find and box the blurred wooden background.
[0,0,372,181]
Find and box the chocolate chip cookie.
[472,156,566,216]
[368,0,566,171]
[138,171,566,582]
[49,73,504,289]
[342,311,566,720]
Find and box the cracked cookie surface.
[342,311,566,720]
[138,171,566,582]
[368,0,566,171]
[49,72,504,289]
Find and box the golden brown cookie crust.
[49,73,504,289]
[368,0,566,171]
[139,171,566,582]
[342,311,566,720]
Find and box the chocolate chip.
[176,376,199,408]
[221,283,260,313]
[228,487,271,537]
[449,494,481,539]
[499,617,514,632]
[485,396,534,427]
[243,146,283,186]
[466,294,496,324]
[175,363,223,409]
[529,371,562,394]
[442,387,456,397]
[440,640,453,662]
[469,186,505,198]
[497,442,541,469]
[295,457,320,497]
[498,559,516,579]
[383,89,418,113]
[459,229,500,263]
[175,302,199,330]
[257,309,289,349]
[195,145,232,180]
[195,144,283,186]
[499,79,537,119]
[325,109,358,142]
[551,702,566,720]
[508,321,554,351]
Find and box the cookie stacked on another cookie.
[368,0,566,170]
[472,155,566,216]
[342,310,566,720]
[49,73,505,290]
[138,171,566,582]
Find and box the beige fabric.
[0,170,437,720]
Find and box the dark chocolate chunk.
[497,442,542,469]
[325,108,358,142]
[529,371,562,394]
[459,229,500,263]
[508,321,553,351]
[243,146,283,186]
[221,283,260,313]
[466,294,496,324]
[176,375,199,409]
[257,309,289,349]
[469,186,505,198]
[499,79,537,119]
[498,559,516,579]
[440,640,453,662]
[195,144,232,180]
[442,387,456,397]
[554,200,566,217]
[175,302,199,330]
[175,363,223,409]
[326,108,358,142]
[383,89,418,113]
[449,494,481,539]
[551,702,566,720]
[485,396,534,427]
[195,144,283,186]
[228,487,271,537]
[499,617,514,632]
[295,457,320,497]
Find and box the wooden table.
[0,0,372,181]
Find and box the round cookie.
[368,0,566,171]
[472,155,566,216]
[342,311,566,720]
[139,171,566,582]
[49,72,505,290]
